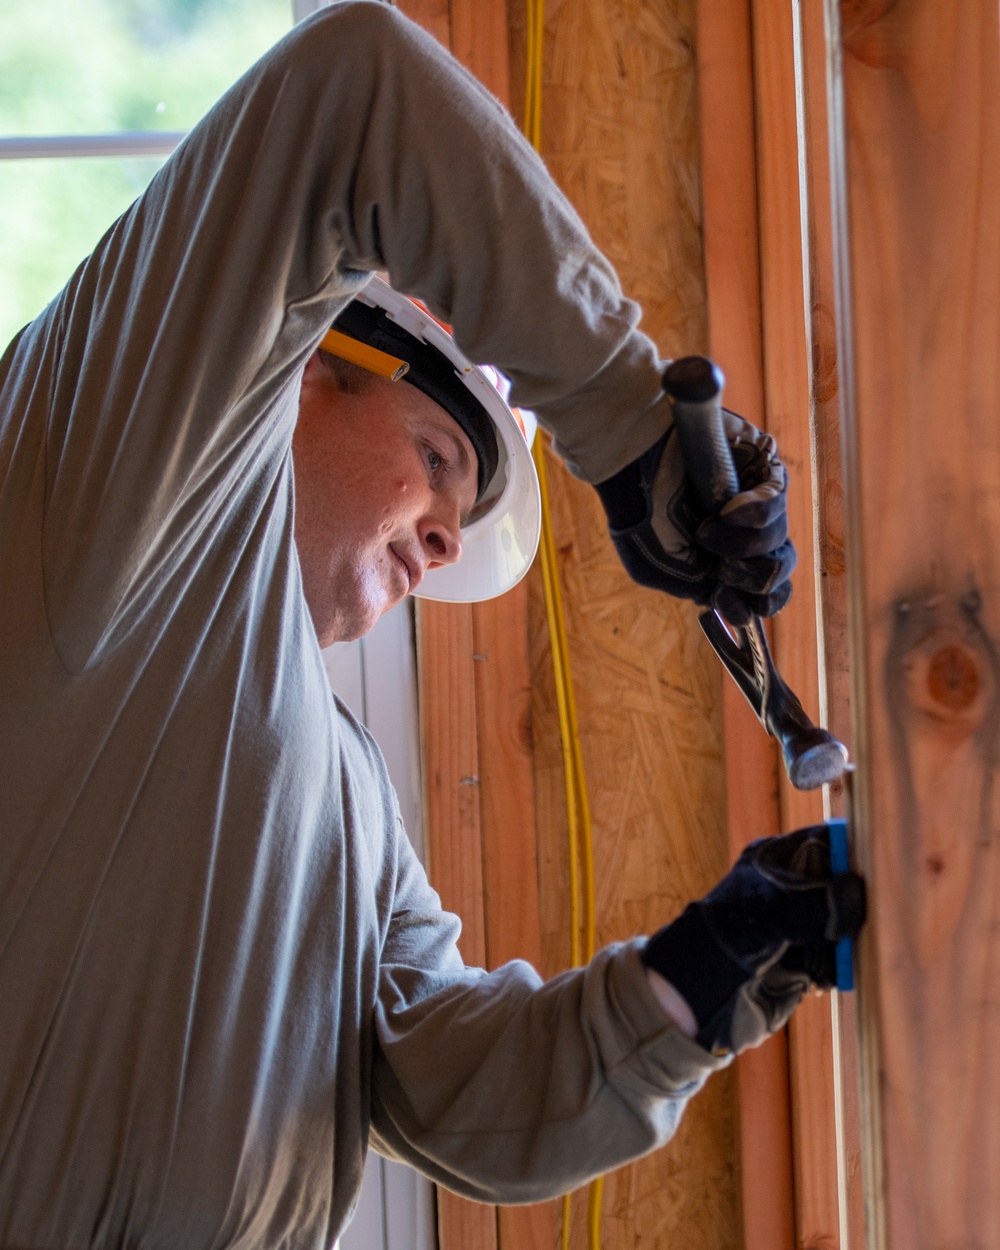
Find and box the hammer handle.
[661,357,739,510]
[663,355,850,792]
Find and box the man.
[293,277,542,637]
[0,4,863,1246]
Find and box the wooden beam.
[406,3,547,1247]
[451,0,510,103]
[473,587,543,973]
[417,602,486,965]
[830,1,1000,1246]
[448,2,557,1243]
[415,599,498,1250]
[799,0,866,1244]
[695,3,797,1248]
[473,586,555,1250]
[436,1191,498,1250]
[418,2,743,1247]
[749,3,853,1246]
[396,0,450,48]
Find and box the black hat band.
[332,300,500,503]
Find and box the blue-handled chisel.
[826,817,854,992]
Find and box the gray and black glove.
[641,825,866,1055]
[595,409,795,624]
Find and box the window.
[0,0,293,346]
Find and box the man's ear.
[297,351,336,431]
[299,349,340,407]
[302,349,326,385]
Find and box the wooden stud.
[436,1193,499,1250]
[473,587,543,973]
[396,0,451,49]
[799,0,866,1243]
[417,1,747,1247]
[451,0,511,103]
[695,2,798,1247]
[406,2,548,1246]
[415,598,498,1250]
[450,3,558,1243]
[748,3,846,1246]
[473,586,556,1250]
[831,1,1000,1246]
[416,600,487,968]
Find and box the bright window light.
[0,0,292,346]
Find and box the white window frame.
[0,0,330,162]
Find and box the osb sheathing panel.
[507,1,742,1247]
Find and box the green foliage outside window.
[0,0,290,347]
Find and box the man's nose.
[420,504,464,569]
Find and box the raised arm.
[8,1,667,671]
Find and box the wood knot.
[927,644,980,712]
[902,627,991,736]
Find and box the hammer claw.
[699,609,850,791]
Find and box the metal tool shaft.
[662,356,849,791]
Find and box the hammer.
[662,356,849,791]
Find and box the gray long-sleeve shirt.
[0,5,726,1246]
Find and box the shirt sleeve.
[16,0,669,672]
[368,822,728,1203]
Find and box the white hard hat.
[324,276,541,603]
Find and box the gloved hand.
[641,826,866,1055]
[594,409,796,624]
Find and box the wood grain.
[509,1,743,1244]
[417,600,486,966]
[832,1,1000,1246]
[417,0,744,1246]
[749,4,846,1247]
[396,0,451,48]
[473,587,557,1250]
[436,1193,498,1250]
[799,0,866,1244]
[406,3,554,1246]
[527,442,742,1250]
[694,6,797,1248]
[451,0,510,103]
[415,598,498,1250]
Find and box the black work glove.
[594,411,796,624]
[641,826,866,1055]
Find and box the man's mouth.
[390,545,421,592]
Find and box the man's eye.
[427,447,443,472]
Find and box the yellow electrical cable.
[534,436,601,1250]
[532,439,580,1250]
[532,440,596,966]
[531,438,581,970]
[524,2,602,1246]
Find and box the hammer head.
[699,609,850,791]
[783,728,851,791]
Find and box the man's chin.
[320,615,378,647]
[318,594,399,647]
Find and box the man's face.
[293,352,479,647]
